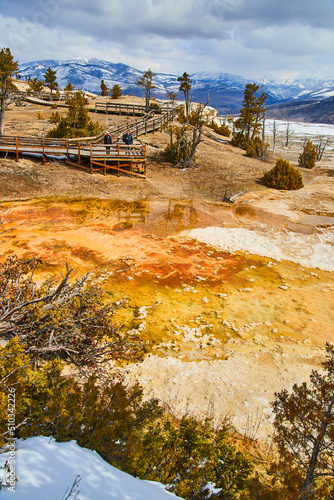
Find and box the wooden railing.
[121,109,175,139]
[0,136,71,162]
[93,101,171,116]
[93,111,155,143]
[0,135,146,175]
[0,105,175,178]
[22,94,176,118]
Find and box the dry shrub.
[246,137,270,160]
[210,120,231,137]
[262,158,304,190]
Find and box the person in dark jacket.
[122,130,133,145]
[104,132,112,154]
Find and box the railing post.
[15,137,19,162]
[90,144,93,173]
[42,138,45,163]
[66,139,69,162]
[78,142,81,165]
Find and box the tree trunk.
[0,105,5,136]
[145,91,150,112]
[185,99,189,122]
[184,125,202,168]
[300,391,334,500]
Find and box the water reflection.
[112,201,150,230]
[105,200,200,234]
[3,197,331,243]
[162,202,198,231]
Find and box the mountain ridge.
[18,58,334,121]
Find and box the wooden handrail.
[0,106,174,180]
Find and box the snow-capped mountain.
[18,58,334,116]
[19,58,180,99]
[262,77,334,101]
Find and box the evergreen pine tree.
[28,77,44,93]
[178,72,192,121]
[100,79,109,96]
[137,68,156,112]
[48,91,103,138]
[64,81,74,92]
[298,140,317,169]
[233,83,266,146]
[44,66,58,100]
[0,47,18,136]
[272,343,334,500]
[111,84,122,99]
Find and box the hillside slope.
[267,96,334,124]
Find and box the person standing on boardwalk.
[104,132,112,153]
[122,130,133,145]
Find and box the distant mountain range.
[18,58,334,122]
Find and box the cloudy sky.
[1,0,334,80]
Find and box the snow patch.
[0,436,182,499]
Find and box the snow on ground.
[219,117,334,141]
[265,119,334,148]
[0,436,182,500]
[266,119,334,138]
[183,227,334,271]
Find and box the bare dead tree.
[0,196,31,235]
[315,134,331,161]
[0,256,142,376]
[0,201,14,234]
[61,475,81,500]
[271,109,278,152]
[262,113,266,143]
[284,118,293,148]
[166,99,209,168]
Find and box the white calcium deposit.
[183,227,334,271]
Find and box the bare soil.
[2,97,333,208]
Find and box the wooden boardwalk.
[0,136,147,178]
[93,101,172,116]
[24,95,174,117]
[0,102,175,178]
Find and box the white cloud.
[1,0,334,78]
[243,25,334,57]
